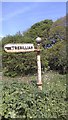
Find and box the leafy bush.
[46,41,67,74]
[1,72,67,119]
[2,17,67,76]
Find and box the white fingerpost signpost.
[4,37,42,90]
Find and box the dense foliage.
[0,72,67,119]
[1,16,67,120]
[2,16,67,76]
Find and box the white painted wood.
[4,43,34,52]
[37,54,42,90]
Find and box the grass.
[0,71,67,119]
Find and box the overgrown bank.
[0,72,67,119]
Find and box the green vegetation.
[0,72,67,119]
[2,16,67,77]
[1,16,67,119]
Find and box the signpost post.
[36,37,42,90]
[4,37,42,90]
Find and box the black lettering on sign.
[18,46,19,50]
[29,46,30,49]
[20,46,22,49]
[11,46,15,50]
[15,46,18,49]
[5,47,11,50]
